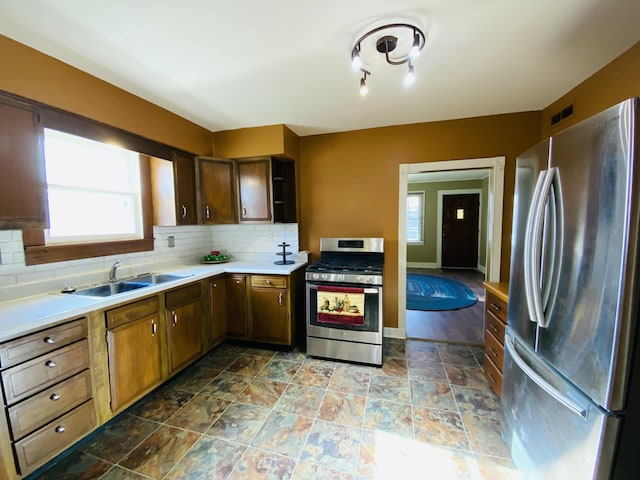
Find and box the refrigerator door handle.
[505,335,588,418]
[528,168,557,326]
[524,170,548,323]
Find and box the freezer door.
[538,99,639,410]
[507,139,550,348]
[502,334,620,480]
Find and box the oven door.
[306,282,382,344]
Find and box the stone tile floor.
[30,339,521,480]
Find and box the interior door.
[441,193,480,268]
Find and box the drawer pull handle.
[491,303,502,311]
[55,426,66,433]
[181,205,187,219]
[279,292,284,305]
[151,320,157,336]
[488,372,496,383]
[205,205,210,219]
[172,311,178,326]
[265,280,272,285]
[45,360,57,368]
[50,393,61,401]
[489,347,499,357]
[235,280,241,285]
[489,324,499,334]
[44,336,56,344]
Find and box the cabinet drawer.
[484,331,504,371]
[486,291,508,323]
[251,275,287,288]
[0,318,87,368]
[107,296,159,329]
[8,369,92,440]
[1,340,90,405]
[483,354,503,398]
[166,283,201,308]
[485,310,506,344]
[14,399,96,475]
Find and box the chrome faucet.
[109,260,121,283]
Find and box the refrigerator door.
[537,99,638,411]
[507,139,550,348]
[502,334,620,480]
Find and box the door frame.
[437,189,482,271]
[391,156,505,339]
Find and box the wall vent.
[550,103,575,126]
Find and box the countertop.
[482,281,509,303]
[0,260,306,343]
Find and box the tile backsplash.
[0,224,299,303]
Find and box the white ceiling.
[1,0,638,137]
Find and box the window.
[43,129,143,245]
[406,191,425,244]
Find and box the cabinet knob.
[50,393,61,401]
[55,426,66,433]
[45,360,56,368]
[235,280,241,285]
[44,336,56,344]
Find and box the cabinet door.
[107,315,162,412]
[166,301,202,373]
[250,288,290,345]
[198,158,235,224]
[0,101,48,229]
[237,158,272,222]
[227,275,248,337]
[173,151,197,225]
[209,277,227,347]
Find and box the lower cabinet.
[165,283,203,373]
[226,274,248,338]
[106,297,163,412]
[0,318,96,476]
[208,276,227,348]
[482,284,509,397]
[249,275,290,345]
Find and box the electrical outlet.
[168,236,175,248]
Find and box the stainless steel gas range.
[305,238,383,366]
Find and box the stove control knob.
[312,273,319,280]
[338,274,345,282]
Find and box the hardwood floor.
[406,268,485,346]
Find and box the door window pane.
[407,191,425,244]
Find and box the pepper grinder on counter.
[275,242,294,265]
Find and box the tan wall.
[299,112,541,328]
[407,179,487,266]
[542,41,640,138]
[0,35,212,155]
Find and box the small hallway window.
[407,191,425,244]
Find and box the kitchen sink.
[70,281,151,297]
[132,273,189,284]
[66,272,192,297]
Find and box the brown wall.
[213,124,300,160]
[299,113,542,328]
[0,35,212,155]
[542,41,640,138]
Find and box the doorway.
[393,157,505,340]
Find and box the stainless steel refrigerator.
[503,98,640,479]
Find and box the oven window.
[308,283,380,331]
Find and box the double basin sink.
[67,273,191,298]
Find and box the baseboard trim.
[384,327,405,339]
[477,264,486,274]
[407,262,438,269]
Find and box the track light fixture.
[351,23,426,95]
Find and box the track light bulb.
[403,64,416,88]
[360,76,369,96]
[351,46,363,71]
[409,32,421,59]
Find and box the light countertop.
[0,260,306,343]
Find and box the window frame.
[18,97,179,266]
[406,190,425,245]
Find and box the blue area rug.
[406,274,477,311]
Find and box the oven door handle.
[307,284,379,294]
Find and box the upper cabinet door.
[172,151,197,225]
[237,158,272,223]
[197,157,236,224]
[0,101,48,230]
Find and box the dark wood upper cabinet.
[0,100,48,230]
[237,158,272,223]
[196,157,236,224]
[172,151,197,225]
